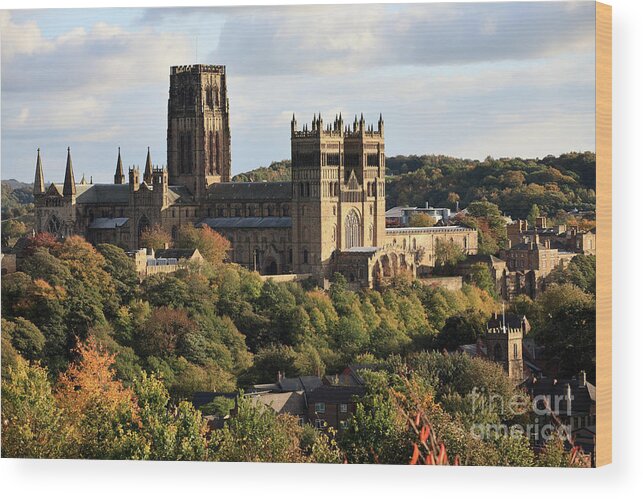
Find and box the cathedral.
[33,64,477,287]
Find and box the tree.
[140,224,171,251]
[1,219,28,246]
[547,254,596,295]
[408,212,436,227]
[55,337,142,459]
[433,239,465,274]
[435,311,486,351]
[176,225,230,265]
[467,262,497,298]
[527,204,541,226]
[97,243,139,301]
[1,356,69,458]
[137,307,195,358]
[132,372,209,460]
[210,394,339,463]
[536,300,596,380]
[2,317,45,361]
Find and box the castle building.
[32,64,477,287]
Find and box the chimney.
[565,383,573,415]
[425,201,429,209]
[578,370,587,387]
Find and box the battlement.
[170,64,226,76]
[291,113,383,139]
[487,326,524,337]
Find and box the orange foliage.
[56,337,139,427]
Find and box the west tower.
[167,65,231,200]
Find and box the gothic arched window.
[47,215,62,235]
[137,215,150,237]
[344,209,362,249]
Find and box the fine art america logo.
[467,387,573,443]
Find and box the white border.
[1,0,640,497]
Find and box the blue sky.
[1,2,596,183]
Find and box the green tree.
[527,204,541,226]
[433,239,466,275]
[467,262,497,298]
[132,372,209,460]
[210,394,339,463]
[1,356,69,458]
[2,317,45,361]
[97,243,139,301]
[408,212,436,227]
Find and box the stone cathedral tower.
[167,65,231,200]
[290,113,386,276]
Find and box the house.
[307,385,366,433]
[128,247,204,277]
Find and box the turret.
[291,113,297,134]
[143,147,153,184]
[114,147,125,184]
[33,148,45,196]
[63,147,76,197]
[129,166,140,192]
[378,113,384,135]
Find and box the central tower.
[291,113,385,276]
[167,65,231,200]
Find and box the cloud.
[1,4,596,182]
[210,2,594,76]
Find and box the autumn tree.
[140,224,171,251]
[137,306,195,358]
[55,337,142,459]
[176,225,230,265]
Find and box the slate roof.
[155,248,200,260]
[252,376,323,394]
[167,185,194,204]
[247,391,307,415]
[198,216,292,229]
[208,181,292,201]
[87,217,129,230]
[75,184,130,204]
[307,385,366,404]
[521,377,596,416]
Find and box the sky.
[1,2,596,183]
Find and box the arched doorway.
[262,257,278,275]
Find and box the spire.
[114,147,125,184]
[63,147,76,196]
[33,148,45,196]
[80,173,87,185]
[144,147,153,184]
